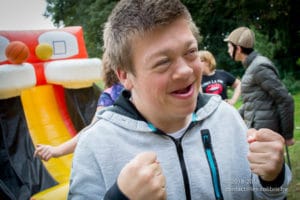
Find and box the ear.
[235,46,244,61]
[116,68,133,90]
[236,45,242,54]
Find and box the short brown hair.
[101,52,119,88]
[103,0,200,74]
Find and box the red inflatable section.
[52,84,77,137]
[0,26,101,200]
[0,26,89,138]
[32,63,47,85]
[0,26,88,65]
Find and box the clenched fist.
[247,128,285,182]
[117,152,166,200]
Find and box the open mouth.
[172,84,193,95]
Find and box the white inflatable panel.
[0,63,36,99]
[0,36,10,62]
[45,58,102,89]
[38,31,79,59]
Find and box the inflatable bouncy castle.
[0,26,102,199]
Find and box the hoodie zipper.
[149,114,195,200]
[149,124,224,200]
[171,137,191,200]
[167,116,197,200]
[201,129,223,200]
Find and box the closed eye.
[152,58,171,72]
[156,58,170,66]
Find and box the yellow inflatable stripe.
[21,85,73,184]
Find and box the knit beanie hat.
[224,27,255,48]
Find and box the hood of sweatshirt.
[95,89,222,133]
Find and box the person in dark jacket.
[224,26,294,146]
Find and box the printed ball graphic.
[5,41,30,64]
[35,43,53,61]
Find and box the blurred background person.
[199,50,241,106]
[224,26,294,146]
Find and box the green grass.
[230,90,300,198]
[287,92,300,199]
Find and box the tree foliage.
[182,0,300,78]
[45,0,300,79]
[45,0,118,58]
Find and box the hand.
[34,144,59,161]
[117,152,166,200]
[225,99,235,106]
[285,138,295,146]
[247,128,285,182]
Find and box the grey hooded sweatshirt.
[68,90,291,200]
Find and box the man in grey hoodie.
[68,1,291,199]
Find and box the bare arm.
[55,135,79,155]
[90,105,105,123]
[34,134,79,161]
[227,79,241,105]
[35,104,107,161]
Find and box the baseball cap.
[224,27,255,48]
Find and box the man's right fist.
[117,152,167,200]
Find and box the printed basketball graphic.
[5,41,29,64]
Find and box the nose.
[172,58,193,80]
